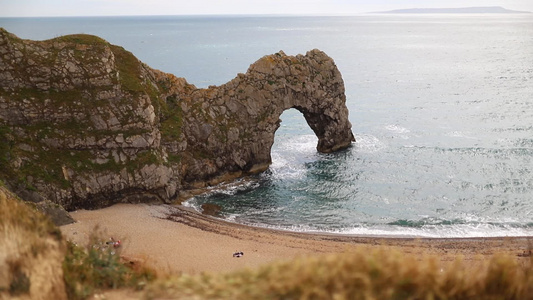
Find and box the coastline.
[60,203,533,275]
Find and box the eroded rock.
[0,28,355,210]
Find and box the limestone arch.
[179,49,356,183]
[247,49,356,156]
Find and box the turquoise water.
[2,15,533,237]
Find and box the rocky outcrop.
[0,28,355,210]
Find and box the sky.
[1,0,532,17]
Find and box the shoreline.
[60,203,533,275]
[176,203,533,243]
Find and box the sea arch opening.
[269,109,319,179]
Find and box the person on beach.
[106,237,121,248]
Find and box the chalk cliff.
[0,28,355,210]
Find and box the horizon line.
[1,12,531,19]
[1,6,531,19]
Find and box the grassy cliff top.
[46,33,110,45]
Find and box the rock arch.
[174,49,355,186]
[0,28,354,208]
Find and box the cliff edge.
[0,28,355,210]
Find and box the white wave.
[214,212,533,238]
[274,134,317,153]
[336,223,533,238]
[238,221,325,233]
[202,179,260,197]
[384,124,411,140]
[385,124,410,133]
[225,213,239,222]
[354,134,386,153]
[239,223,533,238]
[181,202,533,238]
[269,152,307,180]
[182,180,260,212]
[181,199,202,212]
[270,134,318,180]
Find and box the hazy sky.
[1,0,532,17]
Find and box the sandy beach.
[60,203,533,275]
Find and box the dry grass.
[146,248,533,300]
[0,184,156,300]
[0,185,62,243]
[0,185,67,299]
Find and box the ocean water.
[2,15,533,237]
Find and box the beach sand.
[60,203,533,275]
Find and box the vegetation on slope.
[0,184,65,298]
[47,33,110,46]
[0,183,155,299]
[147,248,533,300]
[63,231,156,300]
[0,183,62,248]
[0,125,14,176]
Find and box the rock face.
[0,28,355,210]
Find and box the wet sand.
[60,203,533,275]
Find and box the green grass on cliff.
[0,125,13,173]
[108,40,187,143]
[48,34,110,46]
[159,94,183,140]
[110,45,144,93]
[0,88,84,106]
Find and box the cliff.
[0,28,355,210]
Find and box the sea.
[1,14,532,238]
